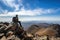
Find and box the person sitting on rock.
[10,15,24,40]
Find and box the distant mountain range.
[26,22,60,37]
[21,21,60,30]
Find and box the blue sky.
[0,0,60,22]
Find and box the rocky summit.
[0,15,33,40]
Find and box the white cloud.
[2,0,22,11]
[0,16,60,22]
[1,0,60,16]
[0,0,60,22]
[0,17,12,22]
[0,8,59,16]
[0,5,56,16]
[19,17,60,22]
[2,0,15,7]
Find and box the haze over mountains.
[26,22,60,37]
[21,21,60,30]
[21,21,60,37]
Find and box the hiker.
[11,15,24,40]
[11,15,23,32]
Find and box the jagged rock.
[6,31,21,40]
[15,36,21,40]
[7,35,15,40]
[0,15,33,40]
[6,31,15,40]
[6,31,14,36]
[0,33,4,36]
[0,25,6,33]
[0,36,7,40]
[7,34,21,40]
